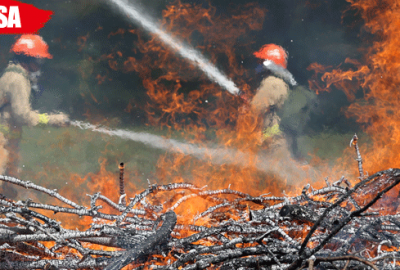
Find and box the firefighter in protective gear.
[0,35,69,184]
[250,44,295,140]
[250,44,317,159]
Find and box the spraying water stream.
[107,0,240,95]
[71,121,319,183]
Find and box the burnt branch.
[118,163,127,206]
[104,211,177,270]
[0,175,83,209]
[350,134,365,180]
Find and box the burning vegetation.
[1,137,400,270]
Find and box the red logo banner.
[0,0,52,34]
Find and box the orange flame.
[304,0,400,214]
[317,0,400,173]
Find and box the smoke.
[71,120,319,183]
[106,0,240,95]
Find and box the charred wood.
[0,166,400,269]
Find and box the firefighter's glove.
[38,113,50,125]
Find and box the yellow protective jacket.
[0,63,68,127]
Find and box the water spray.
[71,121,317,183]
[107,0,240,95]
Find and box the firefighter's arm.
[45,112,70,126]
[8,75,41,126]
[8,75,69,126]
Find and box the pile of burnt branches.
[1,136,400,269]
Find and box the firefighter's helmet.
[253,44,287,69]
[10,35,52,59]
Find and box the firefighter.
[0,35,69,190]
[249,44,318,159]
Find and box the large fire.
[2,0,400,269]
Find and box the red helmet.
[10,35,52,59]
[253,44,287,69]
